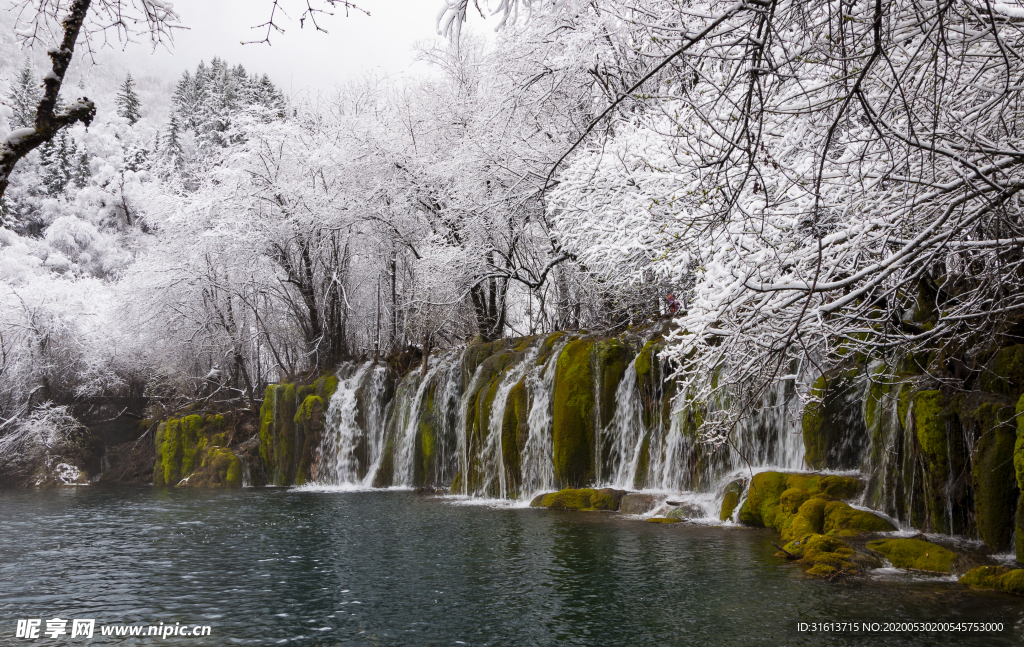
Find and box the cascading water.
[391,349,464,487]
[313,334,811,507]
[519,336,568,496]
[603,364,646,489]
[479,342,541,498]
[318,362,374,485]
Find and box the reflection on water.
[0,488,1021,645]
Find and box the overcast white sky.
[107,0,498,94]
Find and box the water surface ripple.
[0,488,1021,645]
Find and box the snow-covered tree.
[115,73,142,125]
[6,61,41,130]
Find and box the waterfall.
[479,342,542,498]
[519,336,567,496]
[603,364,645,489]
[318,362,374,486]
[392,349,464,487]
[312,333,809,506]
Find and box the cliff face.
[157,328,1024,560]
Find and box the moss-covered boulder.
[552,340,597,488]
[314,372,339,401]
[736,471,890,540]
[866,538,957,573]
[960,565,1024,595]
[667,503,705,520]
[997,569,1024,595]
[821,501,896,537]
[738,471,863,527]
[646,517,682,524]
[529,488,626,511]
[781,534,859,578]
[719,478,745,521]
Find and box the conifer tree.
[71,144,90,189]
[164,112,184,168]
[40,131,72,196]
[116,73,142,125]
[7,61,41,129]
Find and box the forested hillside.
[2,0,1024,498]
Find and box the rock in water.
[529,488,626,511]
[620,493,658,515]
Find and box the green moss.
[294,394,326,486]
[960,565,1011,590]
[1014,393,1024,490]
[501,378,529,496]
[802,376,828,469]
[914,390,947,467]
[980,345,1024,397]
[152,422,168,486]
[179,415,203,475]
[205,414,225,431]
[719,479,745,521]
[782,497,829,541]
[1017,496,1024,564]
[315,373,339,401]
[415,383,438,487]
[295,395,325,429]
[258,386,274,477]
[160,419,183,486]
[296,384,316,404]
[819,475,863,499]
[646,517,683,524]
[866,538,957,573]
[970,402,1018,552]
[997,569,1024,595]
[782,534,858,578]
[822,501,896,537]
[182,447,243,488]
[257,383,298,486]
[738,471,789,527]
[529,488,625,511]
[740,471,876,540]
[779,487,812,514]
[552,340,596,488]
[913,390,950,534]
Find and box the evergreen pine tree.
[7,61,41,129]
[164,112,184,168]
[116,73,142,125]
[124,144,149,173]
[72,143,90,189]
[39,131,72,196]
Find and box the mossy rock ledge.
[737,471,892,540]
[154,414,231,487]
[780,534,876,578]
[530,488,626,511]
[960,566,1024,595]
[866,538,957,573]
